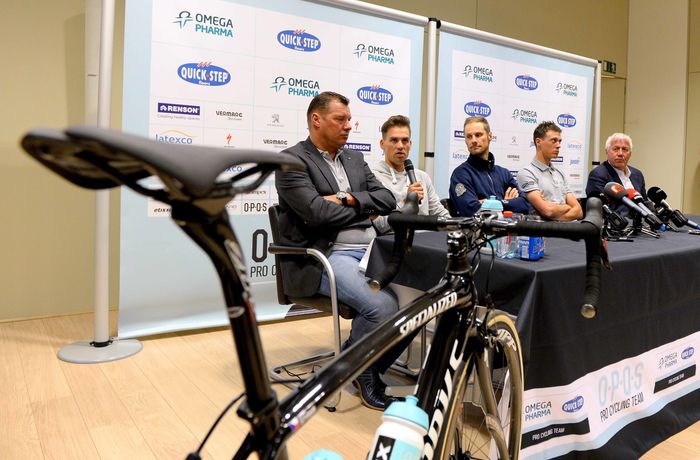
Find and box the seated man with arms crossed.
[449,116,530,216]
[370,114,450,234]
[586,132,646,216]
[275,91,407,410]
[517,121,582,221]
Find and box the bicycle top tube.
[21,125,304,207]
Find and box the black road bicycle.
[21,125,606,460]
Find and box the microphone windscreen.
[403,159,415,172]
[603,182,626,200]
[647,186,666,203]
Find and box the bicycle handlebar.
[369,197,607,318]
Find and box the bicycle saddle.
[21,125,304,200]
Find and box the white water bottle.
[366,395,429,460]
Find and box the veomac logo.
[178,62,230,86]
[682,347,695,359]
[157,102,201,116]
[270,76,320,97]
[173,10,234,38]
[357,85,393,105]
[262,138,288,147]
[557,113,577,128]
[562,396,584,413]
[353,43,395,64]
[277,29,321,52]
[154,129,196,144]
[556,82,578,97]
[462,64,494,82]
[215,109,243,120]
[515,74,538,91]
[511,108,538,124]
[345,142,371,152]
[463,101,492,117]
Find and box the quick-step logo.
[357,85,393,105]
[277,29,321,52]
[178,62,230,86]
[515,74,538,91]
[463,100,492,117]
[557,113,577,128]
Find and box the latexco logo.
[178,62,230,86]
[173,10,234,38]
[557,113,577,128]
[566,140,583,150]
[462,64,494,82]
[270,76,320,97]
[515,74,538,91]
[353,43,395,64]
[556,82,578,97]
[562,395,584,413]
[157,102,201,116]
[277,29,321,52]
[511,108,538,124]
[154,129,195,144]
[463,101,492,117]
[357,85,393,105]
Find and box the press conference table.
[366,227,700,459]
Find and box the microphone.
[627,188,665,231]
[404,159,417,185]
[602,182,663,230]
[601,201,628,231]
[648,186,700,229]
[404,159,421,204]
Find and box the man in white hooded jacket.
[370,115,451,234]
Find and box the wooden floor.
[1,312,699,459]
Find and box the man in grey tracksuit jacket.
[370,115,451,234]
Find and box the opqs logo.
[178,62,230,86]
[277,29,321,52]
[464,101,492,117]
[173,11,234,38]
[557,113,577,128]
[682,347,695,359]
[515,74,538,91]
[353,43,395,64]
[357,85,393,105]
[562,396,584,413]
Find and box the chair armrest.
[269,244,310,256]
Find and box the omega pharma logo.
[270,76,320,97]
[353,43,396,64]
[462,65,494,82]
[173,11,234,38]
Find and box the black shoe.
[353,368,395,411]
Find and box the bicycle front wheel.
[436,311,524,460]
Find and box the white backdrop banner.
[433,31,596,199]
[120,0,425,337]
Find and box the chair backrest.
[440,197,459,217]
[267,205,290,306]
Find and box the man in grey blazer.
[275,91,402,410]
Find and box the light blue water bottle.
[305,449,344,460]
[366,395,429,460]
[479,196,504,255]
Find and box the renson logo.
[515,74,538,91]
[557,113,577,128]
[463,101,492,117]
[462,64,494,82]
[357,85,393,105]
[178,62,230,86]
[562,395,584,413]
[277,29,321,52]
[157,102,200,116]
[345,142,371,152]
[173,10,234,38]
[353,43,396,64]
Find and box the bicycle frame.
[179,199,489,459]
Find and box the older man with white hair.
[586,132,646,215]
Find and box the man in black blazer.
[275,91,401,410]
[586,133,646,215]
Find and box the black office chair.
[267,205,356,408]
[440,197,460,217]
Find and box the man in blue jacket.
[449,116,531,216]
[586,133,646,216]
